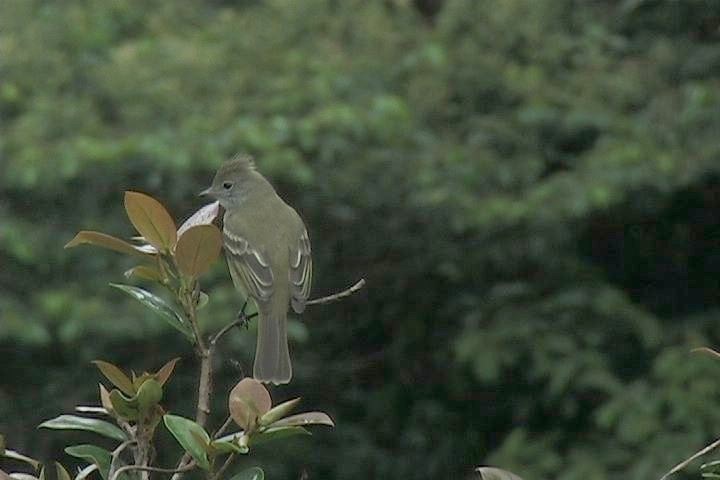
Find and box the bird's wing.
[289,227,312,313]
[224,230,274,301]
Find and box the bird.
[200,154,312,384]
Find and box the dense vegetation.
[2,1,720,478]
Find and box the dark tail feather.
[253,307,291,384]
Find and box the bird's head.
[199,154,260,208]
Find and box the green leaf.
[259,397,301,427]
[154,357,180,386]
[269,412,334,428]
[163,415,210,471]
[216,431,243,443]
[55,463,71,480]
[109,284,193,340]
[74,465,98,480]
[38,415,127,441]
[252,426,310,445]
[136,379,163,413]
[73,465,98,480]
[124,265,163,282]
[175,225,223,277]
[476,467,524,480]
[65,445,112,480]
[65,231,153,258]
[1,450,41,470]
[9,474,39,480]
[124,191,177,251]
[209,440,248,455]
[92,361,135,396]
[109,390,139,421]
[228,467,264,480]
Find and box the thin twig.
[196,349,212,427]
[170,456,192,480]
[210,313,257,347]
[111,463,195,480]
[306,279,366,306]
[210,454,236,480]
[109,440,136,480]
[660,437,720,480]
[212,416,235,439]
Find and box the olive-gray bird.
[201,155,312,384]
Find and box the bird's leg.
[235,300,249,328]
[235,300,258,330]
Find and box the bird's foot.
[235,300,258,329]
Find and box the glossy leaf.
[131,372,153,390]
[1,450,41,470]
[9,474,38,480]
[175,225,222,277]
[228,379,271,430]
[269,412,334,428]
[38,415,126,441]
[228,467,264,480]
[64,231,152,258]
[216,431,244,443]
[74,465,98,480]
[476,467,524,480]
[92,361,135,396]
[154,357,180,386]
[124,191,177,251]
[163,415,210,471]
[109,390,139,421]
[124,265,163,282]
[55,463,71,480]
[136,378,163,413]
[259,397,301,427]
[75,406,108,415]
[64,445,112,480]
[251,426,311,445]
[209,440,248,455]
[109,284,194,340]
[98,384,114,413]
[177,202,221,237]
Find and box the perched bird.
[200,155,312,384]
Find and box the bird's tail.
[253,304,291,385]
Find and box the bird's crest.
[219,153,257,176]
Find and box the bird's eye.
[223,182,233,190]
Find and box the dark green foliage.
[2,1,720,479]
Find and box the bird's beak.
[198,187,213,198]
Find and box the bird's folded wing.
[224,230,274,301]
[289,228,312,313]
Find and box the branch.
[108,440,136,480]
[210,313,257,347]
[210,454,236,480]
[170,457,192,480]
[111,463,195,480]
[306,279,365,306]
[212,416,235,439]
[196,349,212,427]
[660,437,720,480]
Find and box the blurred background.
[2,0,720,479]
